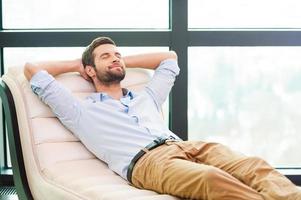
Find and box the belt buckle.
[167,135,175,140]
[165,135,178,143]
[154,137,167,145]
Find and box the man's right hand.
[76,59,91,82]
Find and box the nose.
[112,55,120,62]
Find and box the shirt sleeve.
[30,70,82,132]
[145,59,180,108]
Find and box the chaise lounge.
[0,65,180,200]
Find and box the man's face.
[92,44,126,85]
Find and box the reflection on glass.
[189,0,301,28]
[188,47,301,167]
[6,132,11,167]
[3,0,168,29]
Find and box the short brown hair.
[82,36,116,67]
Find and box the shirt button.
[132,116,138,123]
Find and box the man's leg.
[187,141,301,200]
[131,143,264,200]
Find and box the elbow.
[170,51,180,74]
[24,62,37,81]
[169,51,178,61]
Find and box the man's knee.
[244,156,270,169]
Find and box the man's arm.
[124,51,180,108]
[24,59,89,81]
[23,51,177,81]
[23,59,86,134]
[123,51,177,70]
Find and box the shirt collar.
[88,88,134,102]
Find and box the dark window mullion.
[169,0,188,140]
[189,30,301,46]
[0,31,171,47]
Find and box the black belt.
[127,136,177,183]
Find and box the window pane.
[3,0,168,29]
[189,0,301,29]
[4,47,168,70]
[188,47,301,167]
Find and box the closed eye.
[115,52,122,58]
[100,53,109,59]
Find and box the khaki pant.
[131,141,301,200]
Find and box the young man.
[24,37,301,200]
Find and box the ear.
[85,65,96,78]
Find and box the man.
[24,37,301,200]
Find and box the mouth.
[109,64,122,70]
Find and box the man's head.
[82,37,126,85]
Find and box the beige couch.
[0,66,180,200]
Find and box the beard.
[95,66,126,85]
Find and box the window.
[189,0,301,29]
[4,47,169,70]
[188,47,301,167]
[3,0,169,29]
